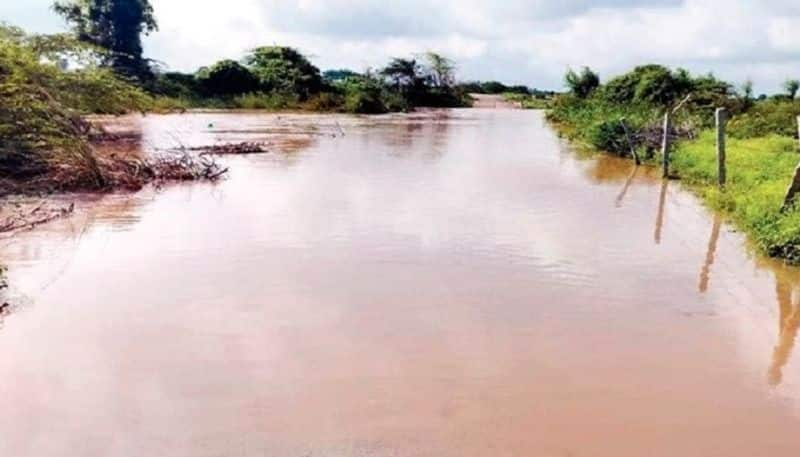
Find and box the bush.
[196,60,259,97]
[565,67,600,98]
[1,25,151,184]
[302,92,344,111]
[341,78,389,114]
[728,99,800,139]
[245,46,324,100]
[598,65,731,111]
[231,92,299,110]
[150,72,200,99]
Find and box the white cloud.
[3,0,800,92]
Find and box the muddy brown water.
[1,110,799,457]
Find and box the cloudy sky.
[3,0,800,92]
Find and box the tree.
[600,65,692,106]
[53,0,157,80]
[245,46,324,100]
[784,79,800,100]
[196,60,259,97]
[735,79,755,111]
[565,66,599,98]
[424,52,455,88]
[381,58,420,92]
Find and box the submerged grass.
[670,133,800,262]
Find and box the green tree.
[600,65,692,106]
[53,0,157,80]
[381,58,420,91]
[565,66,599,98]
[196,60,259,97]
[424,52,455,88]
[784,79,800,100]
[245,46,324,100]
[739,79,755,110]
[381,58,425,109]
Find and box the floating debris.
[193,142,270,156]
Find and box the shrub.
[1,25,151,184]
[565,67,600,98]
[230,92,298,110]
[150,71,200,98]
[245,46,324,100]
[728,99,800,139]
[196,59,259,97]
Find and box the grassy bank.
[671,133,800,262]
[548,64,800,263]
[0,25,229,197]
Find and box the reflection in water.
[3,110,800,457]
[654,180,668,244]
[769,274,800,387]
[698,216,723,293]
[614,165,639,207]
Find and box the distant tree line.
[148,50,471,113]
[457,81,556,99]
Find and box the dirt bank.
[469,93,522,109]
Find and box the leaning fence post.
[716,108,727,187]
[620,118,641,166]
[796,115,800,151]
[782,161,800,212]
[661,111,671,178]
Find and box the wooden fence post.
[782,161,800,212]
[620,118,641,166]
[716,108,727,187]
[661,111,671,178]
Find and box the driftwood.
[619,118,641,165]
[187,142,270,156]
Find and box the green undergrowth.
[670,132,800,262]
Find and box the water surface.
[1,110,799,456]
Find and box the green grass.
[670,132,800,262]
[548,95,800,263]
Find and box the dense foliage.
[149,49,471,113]
[549,65,737,155]
[565,67,600,98]
[196,60,259,97]
[0,24,150,185]
[245,46,324,100]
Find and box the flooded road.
[1,109,799,456]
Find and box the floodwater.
[1,109,800,457]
